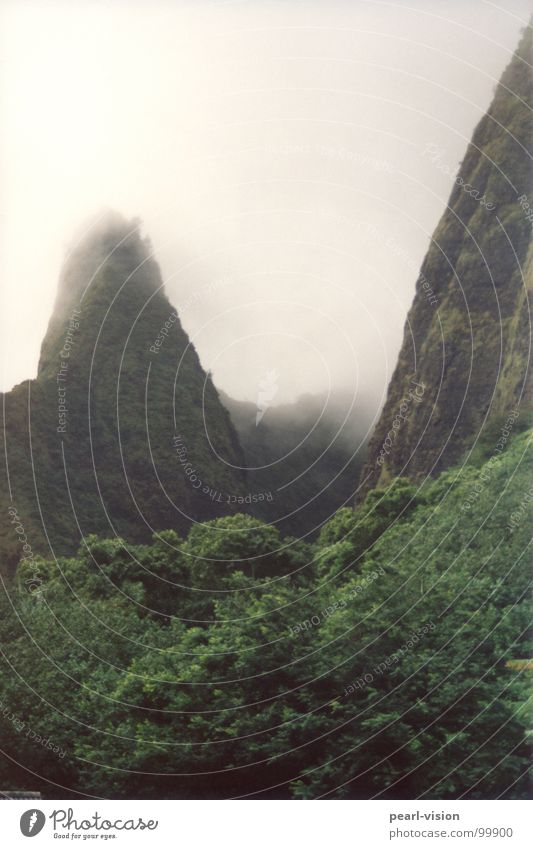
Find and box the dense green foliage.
[1,429,530,799]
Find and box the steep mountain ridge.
[359,24,533,495]
[1,214,247,574]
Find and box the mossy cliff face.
[359,25,533,496]
[1,214,246,574]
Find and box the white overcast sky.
[1,0,531,410]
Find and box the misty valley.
[0,9,531,805]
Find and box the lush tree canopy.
[0,429,531,798]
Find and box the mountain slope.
[359,24,533,495]
[1,213,247,575]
